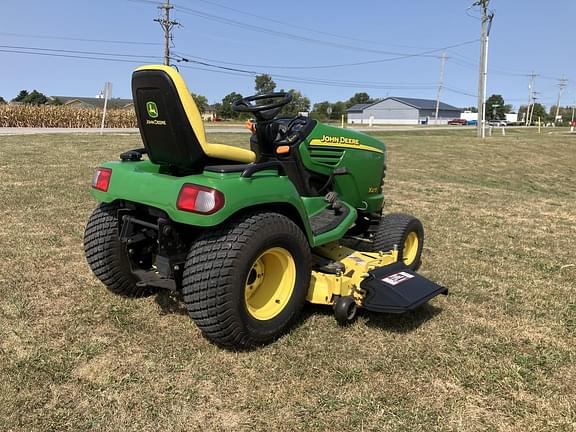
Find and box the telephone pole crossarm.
[154,0,180,66]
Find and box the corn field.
[0,105,137,128]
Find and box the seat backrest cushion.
[132,65,208,172]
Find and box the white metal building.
[347,97,462,125]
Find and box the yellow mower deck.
[307,244,447,319]
[308,244,399,307]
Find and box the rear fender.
[90,160,315,242]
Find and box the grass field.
[0,128,574,431]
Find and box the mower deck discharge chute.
[84,64,447,349]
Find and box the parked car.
[448,118,467,125]
[467,120,478,126]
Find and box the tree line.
[471,94,574,125]
[196,74,377,121]
[2,85,573,125]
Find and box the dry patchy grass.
[0,129,574,431]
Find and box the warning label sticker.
[381,271,415,286]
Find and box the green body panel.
[90,160,356,247]
[299,122,386,213]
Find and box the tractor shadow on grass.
[362,303,443,333]
[153,291,443,336]
[154,290,189,316]
[301,302,443,334]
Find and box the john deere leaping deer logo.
[146,101,159,118]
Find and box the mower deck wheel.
[334,296,358,324]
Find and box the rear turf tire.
[182,211,311,349]
[83,202,149,297]
[354,213,424,271]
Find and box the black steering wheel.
[232,92,293,121]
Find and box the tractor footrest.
[310,205,350,236]
[360,262,447,313]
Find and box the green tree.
[518,103,547,125]
[22,90,48,105]
[254,74,276,95]
[346,92,372,109]
[218,92,244,119]
[531,103,547,123]
[331,101,347,121]
[485,94,510,121]
[191,92,209,114]
[0,96,6,105]
[281,89,310,117]
[463,106,478,113]
[12,90,29,102]
[548,105,573,124]
[310,101,332,121]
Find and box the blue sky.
[1,0,574,110]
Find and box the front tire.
[182,211,311,349]
[353,213,424,270]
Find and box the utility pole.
[525,71,538,126]
[474,0,494,138]
[554,75,568,123]
[154,0,180,66]
[529,92,540,126]
[434,52,448,125]
[570,99,575,132]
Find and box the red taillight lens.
[92,168,112,192]
[177,184,225,214]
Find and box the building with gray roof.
[347,97,462,125]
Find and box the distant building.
[347,97,462,125]
[49,96,134,109]
[461,111,478,122]
[461,111,519,124]
[201,104,217,121]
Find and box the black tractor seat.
[131,65,255,175]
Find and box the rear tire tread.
[83,202,150,297]
[182,211,311,349]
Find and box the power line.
[169,3,464,58]
[173,39,479,72]
[0,44,160,60]
[0,31,160,46]
[172,55,439,90]
[0,45,440,92]
[0,48,153,64]
[189,0,440,51]
[0,45,474,98]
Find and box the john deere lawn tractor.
[84,65,446,349]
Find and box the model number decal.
[381,272,414,286]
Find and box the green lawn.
[0,129,574,431]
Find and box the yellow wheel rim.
[403,231,419,266]
[244,247,296,321]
